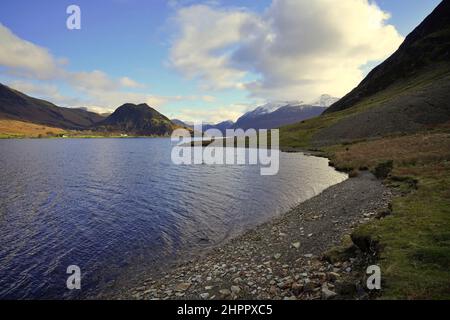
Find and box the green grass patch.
[321,133,450,299]
[353,165,450,299]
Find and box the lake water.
[0,138,347,299]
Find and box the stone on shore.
[321,286,338,300]
[175,282,191,292]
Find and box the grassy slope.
[281,126,450,299]
[0,119,183,139]
[278,59,450,298]
[279,64,450,149]
[323,133,450,299]
[0,119,66,138]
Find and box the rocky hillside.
[96,103,177,136]
[0,83,105,129]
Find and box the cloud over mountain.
[169,0,404,101]
[0,23,196,113]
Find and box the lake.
[0,138,347,299]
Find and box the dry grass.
[326,133,450,172]
[0,119,66,138]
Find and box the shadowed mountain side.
[326,0,450,114]
[95,103,177,136]
[312,68,450,146]
[0,83,105,129]
[280,1,450,148]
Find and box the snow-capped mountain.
[171,119,235,134]
[234,102,326,130]
[311,94,340,108]
[242,100,304,119]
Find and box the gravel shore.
[118,171,392,300]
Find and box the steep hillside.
[96,103,177,136]
[0,83,105,129]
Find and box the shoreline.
[109,170,392,300]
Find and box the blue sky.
[0,0,442,122]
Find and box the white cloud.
[69,70,119,91]
[202,95,216,103]
[80,90,168,113]
[169,0,404,101]
[120,76,145,88]
[173,103,250,123]
[5,80,82,106]
[0,23,64,79]
[169,5,252,89]
[0,24,156,111]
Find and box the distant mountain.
[234,101,326,130]
[311,94,340,108]
[172,119,191,128]
[240,101,304,120]
[203,120,235,133]
[0,83,105,129]
[96,103,176,136]
[280,1,450,147]
[171,119,235,134]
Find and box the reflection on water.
[0,138,346,299]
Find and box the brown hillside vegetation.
[0,119,66,138]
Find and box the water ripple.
[0,138,347,299]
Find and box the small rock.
[233,277,242,284]
[303,279,315,292]
[274,253,282,260]
[269,286,278,295]
[200,293,210,299]
[291,242,301,249]
[291,282,303,295]
[327,272,340,282]
[175,282,191,292]
[321,287,338,300]
[231,286,241,294]
[219,289,231,297]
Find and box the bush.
[349,169,359,178]
[373,160,394,179]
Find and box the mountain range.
[0,81,333,137]
[0,83,105,130]
[172,95,337,134]
[0,83,180,136]
[233,101,330,131]
[4,0,447,142]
